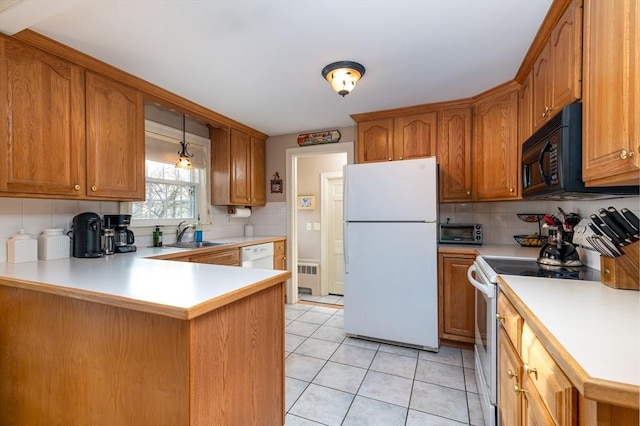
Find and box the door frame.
[285,142,354,304]
[320,171,343,296]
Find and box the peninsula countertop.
[0,237,290,320]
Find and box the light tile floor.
[298,292,345,306]
[285,303,485,426]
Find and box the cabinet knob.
[509,188,515,193]
[524,363,538,380]
[514,384,528,394]
[399,157,403,160]
[74,184,81,191]
[466,190,471,196]
[496,313,505,323]
[541,106,553,118]
[91,186,97,192]
[620,149,635,160]
[388,157,392,161]
[507,369,517,379]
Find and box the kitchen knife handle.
[598,210,633,243]
[588,223,603,236]
[591,214,625,246]
[606,207,640,238]
[621,208,640,232]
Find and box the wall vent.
[297,261,320,295]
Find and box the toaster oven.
[438,223,483,245]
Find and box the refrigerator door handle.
[344,222,349,274]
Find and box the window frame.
[123,120,211,229]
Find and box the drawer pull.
[507,369,517,380]
[496,313,505,323]
[524,364,538,380]
[620,149,634,160]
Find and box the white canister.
[244,224,254,238]
[8,229,38,263]
[38,228,71,260]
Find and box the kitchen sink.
[164,241,230,249]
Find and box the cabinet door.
[274,239,286,270]
[438,107,473,202]
[582,0,640,186]
[498,327,523,426]
[85,72,144,200]
[229,128,252,204]
[0,38,85,196]
[250,136,266,205]
[438,254,475,342]
[519,71,534,144]
[522,373,557,426]
[549,0,582,110]
[356,118,394,163]
[532,44,551,130]
[394,112,437,161]
[473,88,520,200]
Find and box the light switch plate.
[313,223,321,231]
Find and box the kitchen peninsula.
[0,247,291,425]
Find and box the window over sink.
[124,119,210,227]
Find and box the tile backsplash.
[0,198,287,262]
[0,196,637,262]
[439,197,640,245]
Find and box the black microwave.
[521,103,639,199]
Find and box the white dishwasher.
[240,243,274,269]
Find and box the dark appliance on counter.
[521,103,639,200]
[438,223,483,245]
[103,214,136,253]
[71,212,103,258]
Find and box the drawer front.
[189,249,240,266]
[497,291,523,351]
[521,324,577,426]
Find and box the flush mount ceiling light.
[321,61,366,97]
[175,114,194,170]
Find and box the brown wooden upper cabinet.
[582,0,640,187]
[211,127,266,206]
[473,85,520,201]
[352,112,437,163]
[0,37,144,200]
[438,107,473,202]
[530,0,582,134]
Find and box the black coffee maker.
[103,214,137,253]
[71,212,103,258]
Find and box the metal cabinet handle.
[496,313,505,323]
[541,106,553,118]
[514,383,528,394]
[509,188,515,193]
[91,186,97,192]
[466,190,471,196]
[620,149,635,160]
[524,363,538,380]
[74,184,81,191]
[388,157,392,161]
[507,369,517,379]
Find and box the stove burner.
[483,258,600,281]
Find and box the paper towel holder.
[227,206,251,215]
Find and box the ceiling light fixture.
[175,114,194,170]
[321,61,366,97]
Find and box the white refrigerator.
[343,157,438,350]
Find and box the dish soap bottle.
[195,216,203,242]
[153,226,163,247]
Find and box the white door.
[326,176,344,295]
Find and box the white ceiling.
[0,0,552,137]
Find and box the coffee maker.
[71,212,103,258]
[103,214,137,253]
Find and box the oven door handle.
[467,264,495,298]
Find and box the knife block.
[600,240,639,290]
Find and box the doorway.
[285,142,354,304]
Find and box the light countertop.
[0,237,290,320]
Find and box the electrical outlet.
[306,223,312,231]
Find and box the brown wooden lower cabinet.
[438,252,476,344]
[0,282,285,425]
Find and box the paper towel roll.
[229,207,251,218]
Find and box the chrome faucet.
[176,221,196,243]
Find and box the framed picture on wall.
[297,195,315,210]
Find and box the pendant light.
[175,114,194,170]
[321,61,366,97]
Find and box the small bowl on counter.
[513,234,548,247]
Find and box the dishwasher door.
[240,242,274,269]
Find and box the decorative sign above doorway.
[297,130,341,146]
